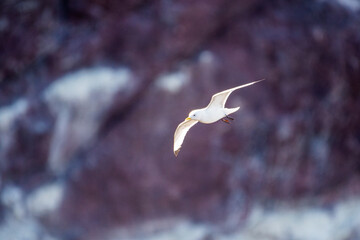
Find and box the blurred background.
[1,0,360,239]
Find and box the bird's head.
[186,109,201,121]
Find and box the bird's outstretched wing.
[207,79,265,109]
[173,119,198,156]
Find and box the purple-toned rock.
[0,0,360,240]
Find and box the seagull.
[173,79,264,156]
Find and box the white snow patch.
[336,0,360,10]
[0,216,59,240]
[243,199,360,240]
[44,67,131,107]
[199,50,216,65]
[0,184,62,240]
[107,218,209,240]
[1,185,26,219]
[43,67,133,174]
[140,221,207,240]
[105,198,360,240]
[318,0,360,11]
[26,182,65,216]
[0,98,28,135]
[156,69,190,93]
[1,185,23,206]
[0,217,41,240]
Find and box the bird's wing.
[173,119,198,156]
[207,79,265,108]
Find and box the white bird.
[173,79,264,156]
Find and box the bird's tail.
[225,107,240,116]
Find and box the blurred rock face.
[1,0,360,240]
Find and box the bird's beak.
[186,117,191,120]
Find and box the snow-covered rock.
[0,99,29,162]
[43,67,133,174]
[1,185,26,219]
[0,216,59,240]
[105,197,360,240]
[26,182,65,217]
[155,68,190,94]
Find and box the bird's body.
[173,79,264,156]
[188,107,239,124]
